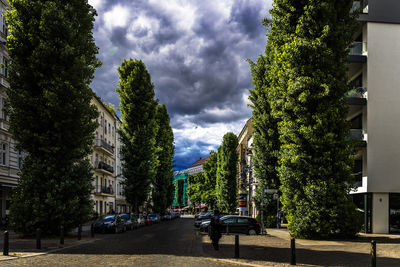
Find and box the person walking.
[209,209,222,250]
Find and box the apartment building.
[91,97,117,216]
[0,0,21,224]
[237,118,254,217]
[349,0,400,234]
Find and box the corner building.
[349,0,400,234]
[91,97,117,216]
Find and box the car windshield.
[103,216,115,222]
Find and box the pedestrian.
[209,209,222,250]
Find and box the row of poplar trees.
[6,0,174,235]
[187,132,238,214]
[249,0,362,239]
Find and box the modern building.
[0,0,21,224]
[348,0,400,234]
[91,97,117,216]
[115,118,131,213]
[172,156,210,208]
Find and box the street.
[0,216,233,267]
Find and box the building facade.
[91,97,117,216]
[236,119,255,217]
[349,0,400,234]
[0,0,21,224]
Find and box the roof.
[189,156,210,168]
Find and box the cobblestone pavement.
[201,228,400,266]
[2,217,400,266]
[0,217,237,267]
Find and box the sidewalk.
[200,228,400,266]
[0,226,100,261]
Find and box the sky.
[87,0,273,170]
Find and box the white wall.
[367,22,400,193]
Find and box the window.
[223,217,236,224]
[105,122,107,135]
[18,150,24,169]
[2,57,8,78]
[112,126,115,137]
[237,218,249,223]
[0,143,7,166]
[2,15,7,36]
[108,123,111,135]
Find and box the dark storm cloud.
[89,0,272,170]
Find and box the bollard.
[78,224,82,240]
[60,225,64,246]
[371,240,376,267]
[227,223,229,235]
[234,234,239,258]
[3,231,9,256]
[36,228,41,250]
[290,238,296,265]
[91,223,95,238]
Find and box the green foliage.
[6,0,100,234]
[248,55,281,212]
[263,0,361,238]
[117,59,158,212]
[176,179,184,206]
[152,104,175,213]
[202,151,218,209]
[187,172,205,206]
[216,132,238,213]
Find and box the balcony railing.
[95,185,114,195]
[346,87,367,105]
[94,139,114,154]
[350,42,367,56]
[349,129,364,140]
[95,161,114,174]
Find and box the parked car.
[120,213,138,230]
[194,212,213,228]
[147,213,161,224]
[162,212,172,220]
[145,216,153,226]
[200,215,260,235]
[136,214,146,226]
[93,215,126,234]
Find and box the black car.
[200,215,260,235]
[194,212,213,227]
[93,215,126,234]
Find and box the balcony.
[349,42,367,63]
[347,87,367,116]
[94,139,114,155]
[352,0,368,14]
[349,129,367,148]
[94,161,114,175]
[94,185,114,196]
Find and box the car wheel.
[248,229,257,235]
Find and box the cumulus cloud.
[89,0,272,170]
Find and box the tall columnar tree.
[152,104,175,213]
[6,0,101,234]
[117,59,158,213]
[216,132,238,213]
[202,151,218,209]
[187,172,205,208]
[248,54,281,212]
[266,0,361,238]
